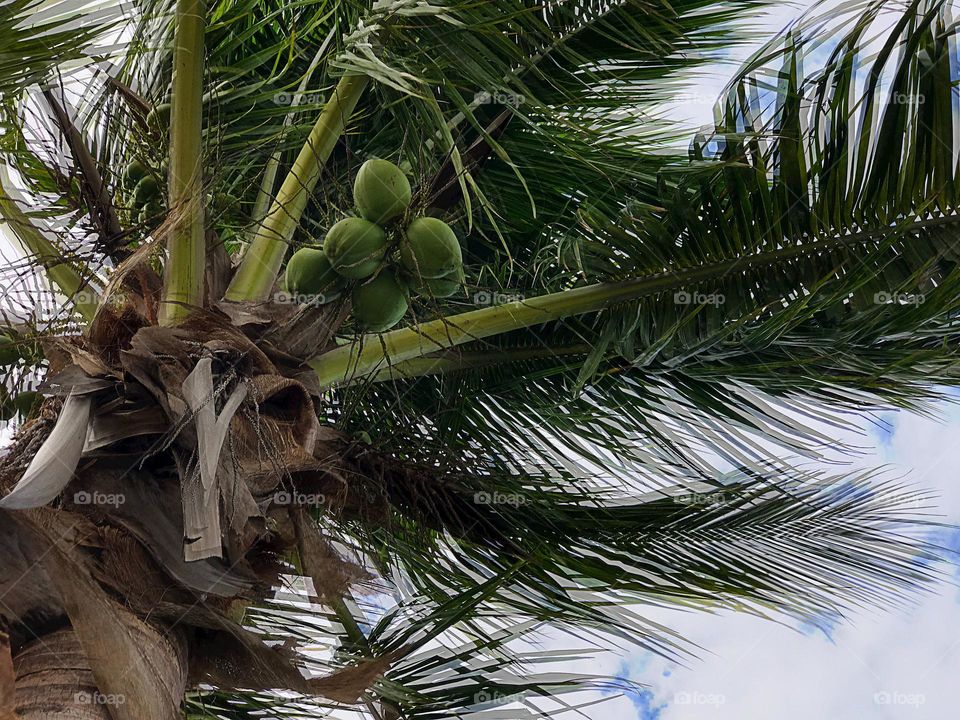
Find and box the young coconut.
[139,200,164,224]
[323,218,388,280]
[352,271,409,332]
[400,217,462,279]
[133,175,161,206]
[284,247,347,303]
[415,266,464,299]
[354,159,411,225]
[123,159,149,185]
[146,102,171,129]
[0,335,20,365]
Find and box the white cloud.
[571,402,960,720]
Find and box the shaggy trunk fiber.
[13,629,113,719]
[0,306,412,714]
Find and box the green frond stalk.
[0,161,99,322]
[224,74,369,302]
[309,217,960,389]
[310,277,691,389]
[159,0,207,327]
[246,31,335,238]
[369,344,592,383]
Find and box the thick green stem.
[0,162,99,322]
[159,0,206,326]
[310,278,672,388]
[368,344,591,383]
[309,220,952,388]
[247,30,335,239]
[224,74,369,302]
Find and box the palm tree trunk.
[12,629,111,719]
[11,628,187,720]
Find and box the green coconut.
[400,217,462,279]
[139,199,164,224]
[351,272,409,332]
[124,160,149,185]
[353,159,412,225]
[323,218,388,280]
[13,391,41,417]
[284,247,347,302]
[146,102,171,128]
[0,335,20,365]
[133,175,161,206]
[415,267,463,299]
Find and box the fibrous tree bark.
[12,626,186,720]
[13,629,113,720]
[0,286,432,715]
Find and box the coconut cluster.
[120,103,172,226]
[0,334,41,421]
[284,158,465,332]
[122,157,166,225]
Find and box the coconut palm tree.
[0,0,956,716]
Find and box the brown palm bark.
[13,629,113,719]
[11,623,188,720]
[0,304,417,716]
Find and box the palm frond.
[318,0,960,510]
[184,470,941,718]
[0,0,117,98]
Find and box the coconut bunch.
[284,158,464,332]
[0,333,42,421]
[121,157,166,225]
[119,103,170,226]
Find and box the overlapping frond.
[329,0,960,499]
[0,0,117,98]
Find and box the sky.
[569,405,960,720]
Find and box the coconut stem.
[309,279,663,388]
[224,74,369,303]
[159,0,207,327]
[247,28,336,241]
[308,227,898,388]
[367,344,592,382]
